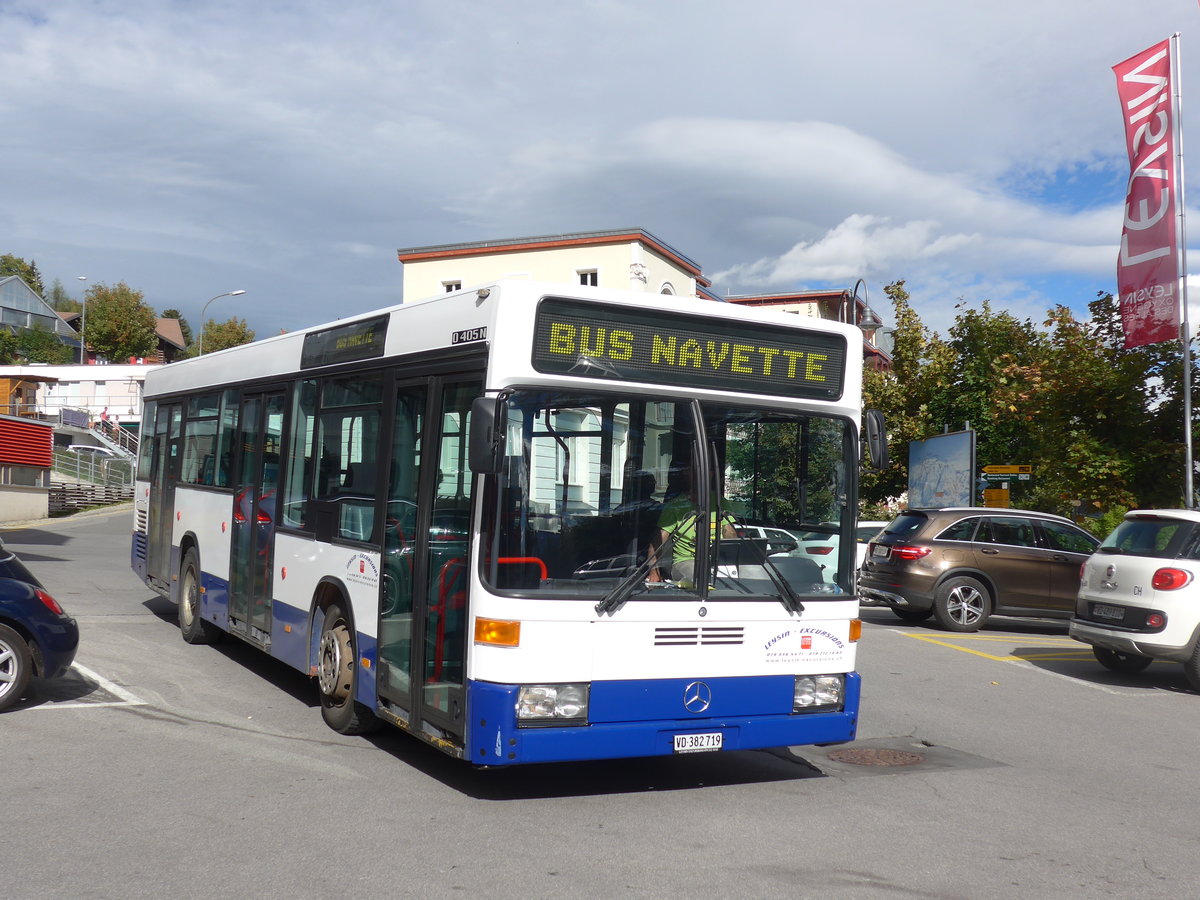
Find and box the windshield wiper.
[594,517,693,616]
[710,534,805,615]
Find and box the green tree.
[16,323,72,364]
[83,281,158,362]
[47,278,82,313]
[861,281,937,505]
[160,308,194,347]
[0,329,17,364]
[0,253,45,297]
[197,316,255,355]
[861,283,1196,517]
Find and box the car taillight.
[1152,568,1192,590]
[35,588,64,615]
[805,545,834,555]
[890,545,932,561]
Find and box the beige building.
[397,228,711,302]
[397,227,890,369]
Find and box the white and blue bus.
[132,280,881,766]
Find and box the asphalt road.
[3,507,1199,899]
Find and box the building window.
[578,270,598,287]
[443,281,461,293]
[659,282,675,295]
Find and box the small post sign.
[983,488,1011,508]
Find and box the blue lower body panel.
[466,672,860,766]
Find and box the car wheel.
[933,576,991,632]
[179,548,222,645]
[1093,647,1153,674]
[1184,642,1200,694]
[0,623,33,713]
[891,607,933,623]
[317,602,379,735]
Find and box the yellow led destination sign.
[532,297,846,399]
[301,313,389,369]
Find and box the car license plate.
[871,544,890,559]
[1092,603,1124,621]
[674,732,723,753]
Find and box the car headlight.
[793,674,844,711]
[516,683,589,725]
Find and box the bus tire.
[317,602,379,735]
[932,576,991,633]
[0,623,33,712]
[179,548,221,645]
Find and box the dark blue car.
[0,535,79,712]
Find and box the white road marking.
[26,662,147,709]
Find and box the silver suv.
[859,507,1099,632]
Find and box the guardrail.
[51,449,134,489]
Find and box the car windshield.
[478,390,854,604]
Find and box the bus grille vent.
[136,508,148,532]
[654,626,744,646]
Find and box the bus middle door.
[228,391,285,644]
[377,377,479,749]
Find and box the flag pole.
[1173,33,1194,507]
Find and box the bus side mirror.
[864,409,888,470]
[469,395,507,474]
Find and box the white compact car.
[1070,509,1200,690]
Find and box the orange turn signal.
[848,619,862,642]
[474,618,521,647]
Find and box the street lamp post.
[77,276,87,364]
[197,290,247,356]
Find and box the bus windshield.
[480,390,854,601]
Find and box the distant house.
[0,275,80,354]
[724,289,892,370]
[55,313,188,364]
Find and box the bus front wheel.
[316,602,378,735]
[179,549,221,645]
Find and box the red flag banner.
[1114,38,1180,349]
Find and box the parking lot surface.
[3,508,1200,899]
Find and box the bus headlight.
[793,675,844,711]
[516,683,589,725]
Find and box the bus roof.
[143,280,864,409]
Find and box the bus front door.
[146,402,182,588]
[227,391,285,644]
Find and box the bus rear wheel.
[317,602,378,735]
[179,549,221,645]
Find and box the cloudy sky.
[2,0,1195,339]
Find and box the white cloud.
[0,0,1190,338]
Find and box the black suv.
[858,507,1099,632]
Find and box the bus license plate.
[674,732,722,753]
[1092,603,1124,621]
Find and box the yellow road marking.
[902,631,1094,662]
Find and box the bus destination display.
[532,297,846,400]
[301,314,389,369]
